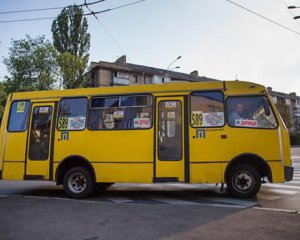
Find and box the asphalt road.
[0,148,300,239]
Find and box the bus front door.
[25,102,56,180]
[154,96,188,183]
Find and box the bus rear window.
[8,101,31,132]
[227,96,277,129]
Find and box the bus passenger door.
[154,96,188,183]
[25,102,56,180]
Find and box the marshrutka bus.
[0,81,293,198]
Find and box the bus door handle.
[220,134,227,139]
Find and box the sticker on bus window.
[58,117,68,130]
[134,118,150,128]
[202,112,224,127]
[167,112,175,119]
[191,111,203,127]
[235,119,257,127]
[192,111,224,127]
[165,101,177,108]
[113,110,124,119]
[16,101,26,113]
[39,107,49,114]
[68,117,86,130]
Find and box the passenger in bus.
[229,103,244,126]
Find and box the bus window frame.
[56,96,89,132]
[225,94,279,130]
[7,100,31,133]
[87,93,154,131]
[157,99,183,161]
[189,90,226,129]
[28,105,53,161]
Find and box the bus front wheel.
[63,166,95,198]
[227,164,261,198]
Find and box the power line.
[0,0,105,15]
[84,0,127,55]
[281,0,300,28]
[0,0,145,24]
[225,0,300,36]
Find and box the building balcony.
[294,104,300,109]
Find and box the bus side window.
[190,91,225,128]
[226,96,278,129]
[57,98,88,131]
[88,95,152,130]
[8,101,31,132]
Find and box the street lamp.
[294,16,300,19]
[165,56,181,82]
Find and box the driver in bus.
[229,103,244,126]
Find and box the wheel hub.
[234,171,253,192]
[68,172,87,193]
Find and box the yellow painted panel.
[3,162,25,180]
[93,163,152,183]
[53,163,59,181]
[4,133,27,161]
[54,129,154,163]
[26,160,50,178]
[155,161,185,182]
[268,162,284,183]
[190,163,222,183]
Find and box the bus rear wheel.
[63,166,95,198]
[227,164,261,198]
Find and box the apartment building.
[267,87,300,132]
[87,55,218,87]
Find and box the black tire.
[227,164,261,198]
[63,166,95,198]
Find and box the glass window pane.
[190,92,224,127]
[58,98,87,130]
[227,96,278,129]
[29,106,52,160]
[120,95,151,107]
[8,101,31,132]
[91,97,119,108]
[88,95,152,130]
[158,100,182,160]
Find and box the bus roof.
[9,80,267,101]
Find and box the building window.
[272,96,277,104]
[8,101,31,132]
[227,96,277,129]
[88,94,152,130]
[57,98,88,131]
[286,98,291,105]
[190,92,224,127]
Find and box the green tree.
[3,35,60,93]
[52,5,90,89]
[0,82,7,117]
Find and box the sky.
[0,0,300,94]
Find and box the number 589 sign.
[191,111,203,127]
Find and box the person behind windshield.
[229,103,244,126]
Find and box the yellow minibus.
[0,81,293,198]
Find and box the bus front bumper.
[285,166,293,182]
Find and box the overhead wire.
[84,0,146,58]
[225,0,300,36]
[83,0,128,55]
[0,0,145,24]
[0,0,105,15]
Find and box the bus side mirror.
[263,98,271,116]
